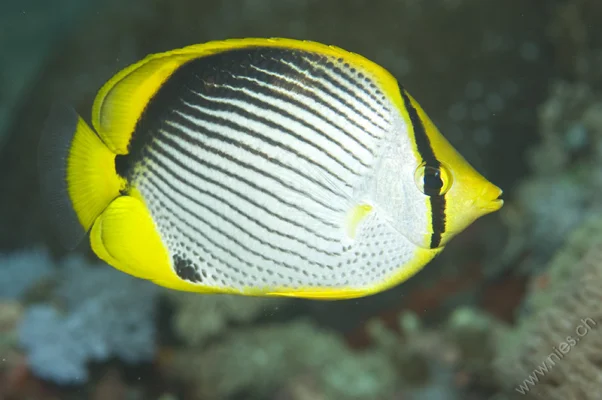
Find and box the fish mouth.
[478,186,504,213]
[490,197,504,211]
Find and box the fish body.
[38,38,503,299]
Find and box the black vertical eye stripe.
[422,167,444,196]
[399,87,446,249]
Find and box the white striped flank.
[176,94,363,186]
[128,47,414,291]
[185,79,375,164]
[221,67,382,152]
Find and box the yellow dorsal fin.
[91,53,200,154]
[90,194,168,280]
[91,38,402,155]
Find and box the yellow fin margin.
[90,195,169,280]
[265,247,441,300]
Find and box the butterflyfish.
[38,38,503,300]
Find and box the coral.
[165,319,398,400]
[496,0,602,278]
[165,306,506,400]
[0,300,25,377]
[368,320,459,399]
[445,307,509,388]
[513,175,588,268]
[17,254,159,384]
[167,291,289,347]
[0,248,54,300]
[367,309,506,399]
[91,369,128,400]
[19,305,86,383]
[501,80,602,274]
[491,7,602,397]
[494,214,602,399]
[0,300,23,345]
[530,82,595,174]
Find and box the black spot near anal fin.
[173,254,202,283]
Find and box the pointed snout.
[476,183,504,214]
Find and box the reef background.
[1,0,600,399]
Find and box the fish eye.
[414,162,452,196]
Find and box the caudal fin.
[38,104,124,250]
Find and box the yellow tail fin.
[38,104,125,250]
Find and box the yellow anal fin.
[90,195,172,281]
[90,195,218,293]
[38,104,123,250]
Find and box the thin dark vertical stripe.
[206,69,378,153]
[144,190,250,281]
[248,64,387,136]
[270,55,389,128]
[158,119,344,215]
[145,172,329,270]
[143,144,339,243]
[399,88,446,249]
[147,134,341,231]
[307,57,390,111]
[222,68,381,148]
[177,92,365,175]
[144,162,338,261]
[146,171,311,273]
[198,78,376,159]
